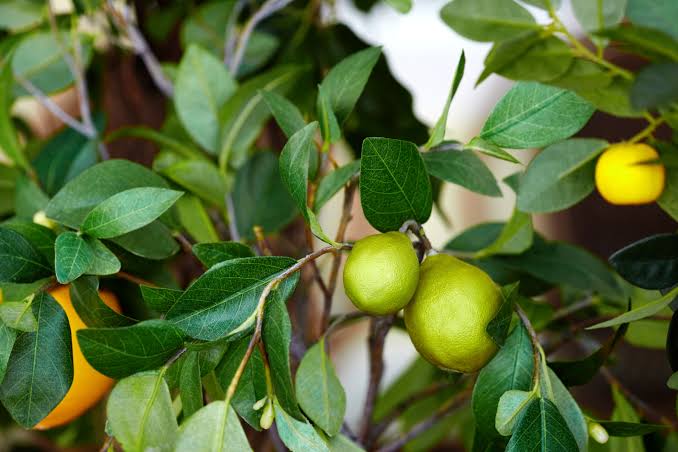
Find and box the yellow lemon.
[34,285,121,430]
[595,143,665,205]
[404,254,502,373]
[343,232,419,315]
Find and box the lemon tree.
[0,0,677,451]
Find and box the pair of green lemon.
[343,232,502,373]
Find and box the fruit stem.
[628,116,666,144]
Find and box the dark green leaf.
[478,31,542,85]
[0,1,43,32]
[425,51,465,149]
[610,234,678,290]
[165,256,299,341]
[77,319,186,378]
[274,399,330,452]
[234,151,298,240]
[107,370,178,451]
[598,421,666,437]
[596,25,678,61]
[140,285,183,315]
[3,220,55,264]
[440,0,538,42]
[506,397,578,451]
[473,324,534,437]
[105,126,202,160]
[609,385,645,451]
[110,221,179,260]
[0,227,52,283]
[539,367,587,451]
[486,282,519,347]
[496,37,573,83]
[318,47,381,123]
[13,175,49,219]
[70,276,135,328]
[314,160,360,211]
[480,82,595,149]
[631,63,678,110]
[175,44,237,153]
[54,231,94,284]
[475,209,533,257]
[0,322,16,384]
[261,90,306,138]
[0,292,72,428]
[565,75,641,118]
[192,241,255,268]
[517,138,607,213]
[174,401,252,451]
[588,286,678,329]
[360,137,432,231]
[445,222,505,254]
[179,351,203,418]
[626,0,678,40]
[422,147,501,197]
[84,236,121,275]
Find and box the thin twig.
[359,315,395,444]
[225,193,241,242]
[116,271,157,287]
[325,312,369,338]
[375,389,472,452]
[228,0,294,75]
[515,304,541,387]
[224,0,249,64]
[99,435,114,452]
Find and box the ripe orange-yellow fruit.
[404,254,502,373]
[595,143,665,205]
[34,285,121,430]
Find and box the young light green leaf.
[318,47,381,123]
[0,227,52,283]
[174,401,253,452]
[78,319,186,379]
[480,82,595,149]
[317,85,342,145]
[174,195,219,244]
[261,90,306,138]
[161,159,227,207]
[495,389,535,436]
[175,45,237,153]
[192,241,255,268]
[0,292,73,428]
[314,160,360,211]
[425,51,465,149]
[296,339,346,436]
[84,236,121,276]
[107,370,178,452]
[274,399,330,452]
[81,187,183,239]
[475,209,533,258]
[179,351,203,419]
[0,300,37,332]
[55,231,94,284]
[668,371,678,389]
[165,256,299,341]
[0,1,43,31]
[588,286,678,329]
[0,57,27,169]
[465,137,520,164]
[422,147,501,197]
[69,276,135,328]
[440,0,538,42]
[517,138,608,213]
[505,397,579,451]
[385,0,412,13]
[361,137,432,232]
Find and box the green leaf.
[609,233,678,290]
[495,389,534,436]
[0,321,16,384]
[517,138,608,213]
[626,0,678,40]
[475,209,533,258]
[81,187,182,239]
[0,226,52,283]
[175,195,219,243]
[473,324,534,438]
[175,45,237,153]
[588,286,678,329]
[296,339,346,435]
[466,137,520,164]
[174,401,253,452]
[596,25,678,61]
[13,175,49,219]
[609,385,646,452]
[0,278,50,303]
[0,1,43,31]
[219,66,301,169]
[3,220,55,264]
[261,90,306,138]
[422,145,501,197]
[360,137,432,232]
[77,319,186,378]
[165,256,299,341]
[318,47,381,123]
[84,236,121,275]
[478,31,542,85]
[0,292,72,428]
[107,370,178,452]
[69,276,135,328]
[0,58,27,169]
[110,221,179,260]
[598,421,665,437]
[496,37,573,83]
[0,300,37,332]
[486,282,519,347]
[314,160,360,211]
[446,222,505,254]
[105,126,203,160]
[328,434,366,451]
[480,82,595,149]
[233,151,299,240]
[425,51,465,149]
[274,398,330,452]
[263,295,303,419]
[140,286,183,314]
[161,159,227,207]
[179,351,203,418]
[521,0,562,9]
[192,241,255,268]
[440,0,538,42]
[505,397,579,451]
[55,231,94,284]
[385,0,412,13]
[571,0,626,35]
[45,160,171,229]
[317,84,342,145]
[631,63,678,110]
[180,1,235,56]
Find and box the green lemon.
[343,232,419,315]
[404,254,502,373]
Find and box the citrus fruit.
[404,254,502,373]
[34,285,121,430]
[343,232,419,315]
[595,143,665,205]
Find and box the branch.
[227,0,294,75]
[224,244,352,406]
[116,271,157,287]
[359,315,395,444]
[515,304,541,387]
[400,220,433,257]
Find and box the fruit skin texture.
[595,143,665,205]
[34,285,121,430]
[404,254,502,373]
[343,232,419,315]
